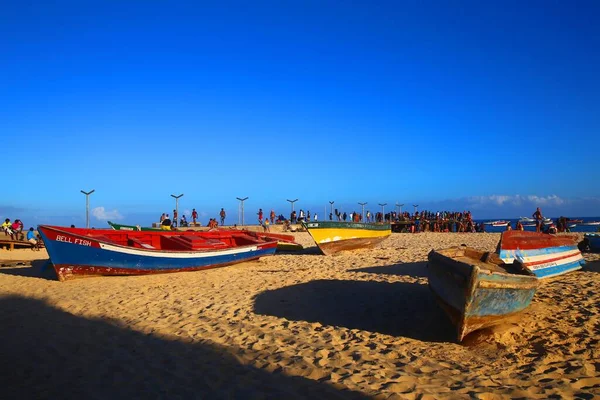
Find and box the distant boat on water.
[484,220,509,227]
[519,217,535,223]
[581,221,600,226]
[498,231,585,279]
[301,221,391,255]
[427,246,538,342]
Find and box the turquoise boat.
[427,246,538,342]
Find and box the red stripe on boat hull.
[522,251,582,267]
[53,258,261,282]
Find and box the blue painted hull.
[428,247,538,341]
[585,233,600,252]
[38,225,277,281]
[499,245,585,279]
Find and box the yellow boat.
[302,221,391,255]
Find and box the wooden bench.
[162,235,228,250]
[0,239,33,251]
[128,237,155,249]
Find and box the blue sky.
[1,0,599,227]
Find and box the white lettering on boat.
[56,235,72,243]
[55,235,91,247]
[73,238,92,247]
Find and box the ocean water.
[474,217,600,233]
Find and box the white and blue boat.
[498,231,585,279]
[38,225,278,281]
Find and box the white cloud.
[92,207,123,221]
[466,194,565,207]
[526,195,565,206]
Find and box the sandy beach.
[0,231,598,398]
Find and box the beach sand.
[0,232,598,398]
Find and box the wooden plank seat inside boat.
[128,237,155,249]
[161,235,229,250]
[88,234,115,243]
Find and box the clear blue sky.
[2,0,599,227]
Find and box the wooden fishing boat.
[38,225,278,282]
[497,231,585,279]
[108,222,302,251]
[427,246,538,342]
[301,221,391,255]
[484,220,509,227]
[581,221,600,226]
[583,233,600,252]
[108,221,160,231]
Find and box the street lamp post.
[170,193,183,226]
[378,202,387,223]
[397,203,404,215]
[413,204,419,215]
[236,197,248,226]
[80,189,95,228]
[329,201,334,220]
[358,202,367,222]
[286,198,298,216]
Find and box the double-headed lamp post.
[358,202,367,222]
[397,203,404,216]
[237,197,248,226]
[81,189,95,228]
[329,201,334,218]
[379,202,387,222]
[171,194,183,225]
[287,199,298,215]
[413,204,419,215]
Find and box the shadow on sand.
[584,260,600,273]
[254,279,455,343]
[0,296,368,399]
[0,260,56,281]
[350,261,429,279]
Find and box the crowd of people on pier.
[151,204,585,236]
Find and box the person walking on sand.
[533,207,543,233]
[220,208,226,226]
[192,209,198,226]
[173,209,178,227]
[270,209,275,224]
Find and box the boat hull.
[498,231,585,279]
[585,233,600,252]
[427,247,538,342]
[302,221,391,255]
[38,226,277,281]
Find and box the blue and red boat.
[38,225,278,281]
[498,231,585,279]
